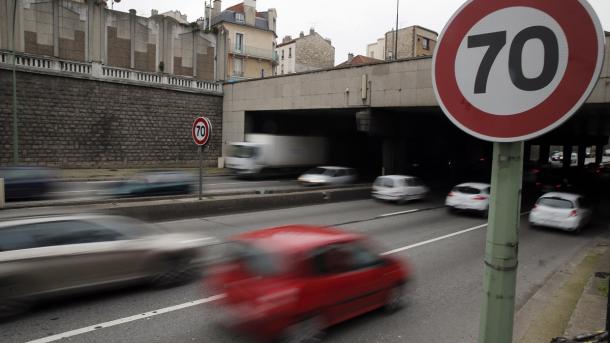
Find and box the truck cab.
[225,142,264,175]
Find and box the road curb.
[0,186,372,222]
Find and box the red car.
[207,225,410,342]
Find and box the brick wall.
[196,48,216,80]
[24,31,54,56]
[0,70,222,168]
[107,26,131,69]
[59,30,86,62]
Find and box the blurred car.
[0,214,216,318]
[297,166,357,186]
[529,192,593,233]
[0,166,58,201]
[445,182,491,216]
[372,175,429,203]
[208,225,410,342]
[106,171,194,197]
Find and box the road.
[2,195,608,343]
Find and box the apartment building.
[366,37,386,60]
[210,0,277,81]
[275,28,334,75]
[366,25,437,61]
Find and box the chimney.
[267,8,277,32]
[299,31,305,38]
[309,28,315,35]
[348,53,354,63]
[212,0,221,18]
[244,0,256,26]
[151,9,159,16]
[283,35,292,44]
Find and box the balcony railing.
[0,50,222,94]
[228,40,275,62]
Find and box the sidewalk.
[516,238,610,343]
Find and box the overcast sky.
[114,0,610,65]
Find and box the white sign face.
[432,0,605,142]
[194,122,207,141]
[192,117,211,146]
[455,7,569,116]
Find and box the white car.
[528,192,593,232]
[372,175,429,203]
[445,182,491,216]
[298,166,357,186]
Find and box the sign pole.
[478,141,523,343]
[198,145,203,200]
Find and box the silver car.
[0,214,216,318]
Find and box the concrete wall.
[0,70,222,168]
[4,0,217,80]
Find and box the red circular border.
[192,117,211,146]
[434,0,601,140]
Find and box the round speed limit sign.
[192,116,212,146]
[433,0,605,142]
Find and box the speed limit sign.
[433,0,605,142]
[192,116,212,146]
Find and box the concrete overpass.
[221,34,610,181]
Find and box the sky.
[114,0,610,65]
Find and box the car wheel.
[281,315,325,343]
[151,255,197,288]
[383,284,404,313]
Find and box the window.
[280,64,284,74]
[310,242,384,275]
[235,12,245,23]
[288,47,292,58]
[281,49,285,60]
[235,33,244,52]
[422,37,430,50]
[233,57,243,76]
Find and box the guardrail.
[0,50,222,94]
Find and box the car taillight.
[447,192,455,197]
[555,184,562,189]
[472,195,488,200]
[569,209,578,217]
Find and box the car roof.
[539,192,582,201]
[234,225,362,254]
[376,175,417,180]
[454,182,490,189]
[317,166,352,170]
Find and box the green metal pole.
[478,141,524,343]
[11,0,19,164]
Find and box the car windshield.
[230,145,257,158]
[538,197,574,209]
[91,216,166,238]
[306,167,333,175]
[453,186,482,194]
[225,241,285,277]
[374,177,395,187]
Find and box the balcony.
[228,40,276,62]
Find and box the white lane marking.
[27,211,532,342]
[25,294,225,343]
[381,223,488,256]
[377,209,419,218]
[205,181,285,187]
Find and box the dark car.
[0,166,58,201]
[106,171,194,198]
[208,225,410,342]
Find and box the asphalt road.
[2,195,608,343]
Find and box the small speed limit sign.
[433,0,605,142]
[192,116,212,146]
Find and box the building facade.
[384,25,437,60]
[276,28,334,75]
[366,37,385,60]
[0,0,217,80]
[210,0,277,81]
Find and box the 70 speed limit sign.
[433,0,605,142]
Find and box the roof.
[234,225,362,253]
[336,55,384,68]
[539,192,582,201]
[212,2,273,32]
[455,182,490,189]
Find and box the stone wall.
[294,32,334,73]
[385,26,437,60]
[0,70,222,168]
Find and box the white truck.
[225,134,329,176]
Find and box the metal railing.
[0,50,222,94]
[228,40,275,61]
